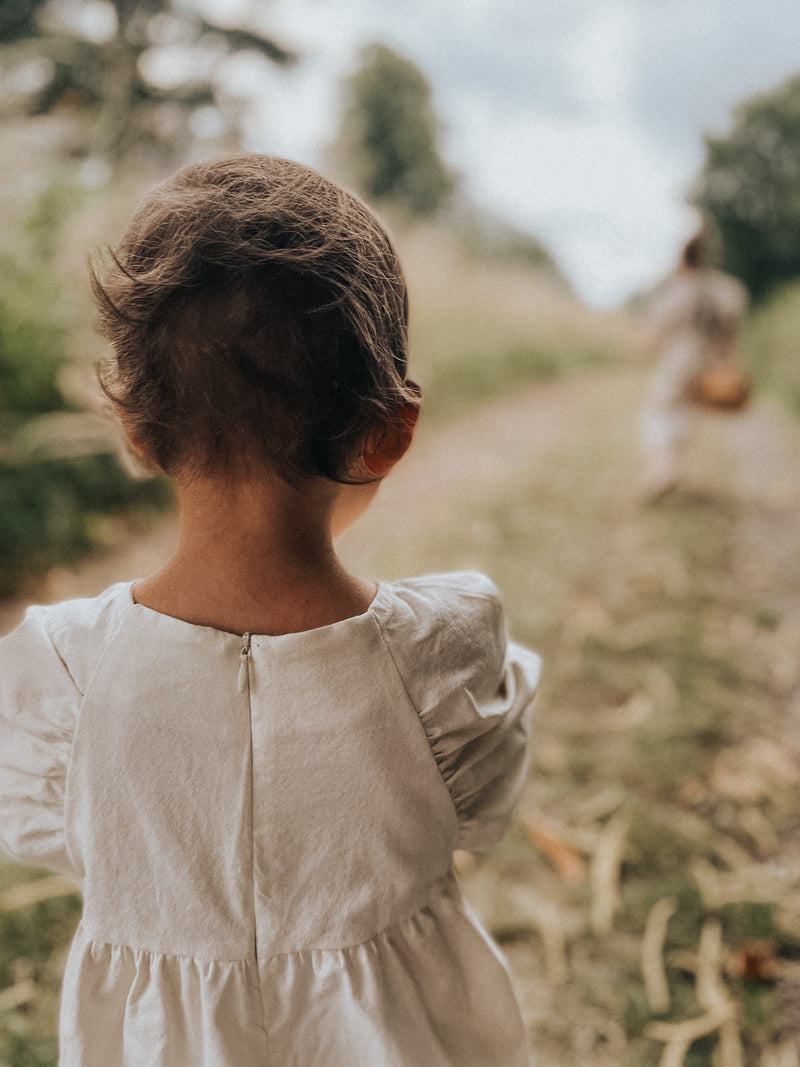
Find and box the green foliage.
[1,1032,59,1067]
[0,260,67,418]
[0,454,173,595]
[0,895,81,991]
[694,74,800,300]
[0,179,173,593]
[0,0,47,44]
[336,43,457,216]
[0,180,75,421]
[0,877,80,1067]
[0,0,294,167]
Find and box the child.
[640,230,749,500]
[0,155,541,1066]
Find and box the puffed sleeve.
[0,606,81,876]
[378,574,541,851]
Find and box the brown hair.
[680,232,705,271]
[92,155,418,483]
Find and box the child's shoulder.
[20,580,133,638]
[378,570,503,634]
[385,570,501,608]
[4,583,134,689]
[390,570,500,597]
[374,571,507,685]
[373,571,541,730]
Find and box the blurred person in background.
[640,231,749,500]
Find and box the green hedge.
[0,453,172,596]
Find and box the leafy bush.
[334,43,457,217]
[0,453,172,595]
[0,181,173,595]
[0,249,68,418]
[694,74,800,301]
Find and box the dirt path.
[341,369,647,570]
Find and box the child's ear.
[363,400,420,479]
[119,417,158,473]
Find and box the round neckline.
[125,580,388,641]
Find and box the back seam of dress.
[241,632,271,1049]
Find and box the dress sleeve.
[379,574,541,851]
[0,606,81,876]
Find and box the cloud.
[444,102,698,304]
[359,0,593,120]
[628,0,800,150]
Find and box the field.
[3,208,800,1065]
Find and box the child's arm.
[379,573,540,852]
[439,636,539,852]
[0,608,82,878]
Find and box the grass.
[397,224,633,420]
[0,858,80,1067]
[742,278,800,421]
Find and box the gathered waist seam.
[256,870,460,961]
[77,872,461,965]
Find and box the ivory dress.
[0,572,540,1066]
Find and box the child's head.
[92,155,420,484]
[680,232,705,271]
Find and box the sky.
[193,0,800,307]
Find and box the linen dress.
[0,571,540,1066]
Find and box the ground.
[3,364,800,1066]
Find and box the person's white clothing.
[0,573,540,1066]
[641,267,748,491]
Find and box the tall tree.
[334,43,456,217]
[693,74,800,301]
[0,0,294,167]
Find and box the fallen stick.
[717,1016,745,1067]
[692,858,796,908]
[641,897,677,1014]
[656,1039,691,1067]
[590,812,629,935]
[696,918,730,1015]
[507,886,583,986]
[645,1005,734,1047]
